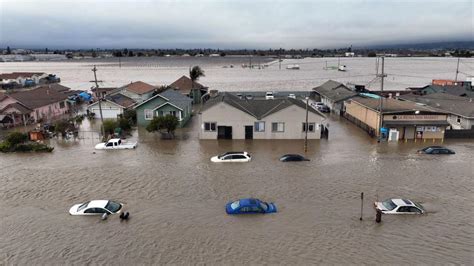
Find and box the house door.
[217,126,232,139]
[245,126,253,139]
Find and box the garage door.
[91,107,121,119]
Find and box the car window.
[240,207,251,213]
[232,155,246,159]
[251,206,261,212]
[382,200,397,211]
[397,206,409,212]
[105,201,121,213]
[409,207,421,213]
[260,202,268,211]
[106,142,114,147]
[84,208,98,213]
[230,201,240,210]
[431,149,440,154]
[222,155,231,160]
[77,202,89,211]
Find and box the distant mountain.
[365,41,474,50]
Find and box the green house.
[134,89,193,127]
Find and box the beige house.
[344,96,449,140]
[199,93,326,140]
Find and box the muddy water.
[0,116,473,264]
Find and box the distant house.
[312,80,357,115]
[199,92,326,140]
[400,93,474,130]
[118,81,156,103]
[87,93,136,119]
[134,89,193,127]
[0,72,47,89]
[169,75,208,104]
[0,86,69,126]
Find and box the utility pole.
[455,57,460,82]
[119,57,121,68]
[304,97,309,152]
[92,65,105,138]
[249,53,252,69]
[279,52,281,70]
[377,57,386,141]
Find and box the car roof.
[87,200,109,208]
[392,199,414,207]
[282,154,303,157]
[239,198,259,206]
[109,138,121,142]
[221,151,247,155]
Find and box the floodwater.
[1,56,473,91]
[1,115,473,264]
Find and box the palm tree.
[189,66,205,103]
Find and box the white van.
[265,92,274,100]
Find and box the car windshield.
[105,201,122,213]
[424,148,434,153]
[260,202,268,211]
[230,200,240,210]
[382,199,397,210]
[77,201,89,211]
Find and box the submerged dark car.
[280,154,310,162]
[418,146,455,154]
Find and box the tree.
[146,115,179,137]
[368,51,376,57]
[189,65,205,103]
[6,46,11,54]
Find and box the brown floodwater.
[0,115,473,264]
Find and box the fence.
[445,129,474,139]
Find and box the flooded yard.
[0,115,473,264]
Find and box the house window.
[59,101,65,108]
[457,116,461,123]
[144,109,153,120]
[272,122,285,132]
[158,111,164,117]
[204,122,216,132]
[170,110,177,117]
[254,121,265,132]
[302,123,316,132]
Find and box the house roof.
[123,81,155,95]
[400,93,474,118]
[91,87,117,93]
[0,102,33,114]
[0,72,46,80]
[313,80,357,102]
[202,92,325,120]
[7,86,68,109]
[349,96,445,114]
[107,93,136,108]
[37,83,71,93]
[169,75,207,94]
[0,92,6,101]
[421,85,474,97]
[133,88,192,110]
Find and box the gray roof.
[400,93,474,118]
[422,85,474,97]
[350,96,448,114]
[313,80,357,102]
[157,89,192,110]
[202,92,325,119]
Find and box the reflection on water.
[0,116,473,264]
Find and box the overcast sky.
[0,0,472,49]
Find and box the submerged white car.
[210,151,252,163]
[94,138,137,150]
[69,200,123,215]
[374,198,425,214]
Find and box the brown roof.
[0,102,32,114]
[0,72,45,80]
[7,86,68,109]
[169,75,206,94]
[124,81,155,95]
[107,93,136,108]
[350,96,446,114]
[37,83,71,93]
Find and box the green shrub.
[5,132,28,146]
[146,115,179,135]
[0,141,12,152]
[123,109,137,125]
[103,119,119,135]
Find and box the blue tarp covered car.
[226,198,277,214]
[78,92,92,101]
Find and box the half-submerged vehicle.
[417,146,455,154]
[69,200,123,215]
[374,198,425,214]
[94,138,137,150]
[211,151,251,163]
[280,154,310,162]
[226,198,277,214]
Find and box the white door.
[93,108,120,119]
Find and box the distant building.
[118,81,156,103]
[407,84,474,97]
[0,72,47,89]
[400,93,474,130]
[344,96,449,140]
[345,52,355,57]
[312,80,357,115]
[199,92,326,140]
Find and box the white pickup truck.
[94,138,137,150]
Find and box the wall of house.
[0,96,17,109]
[155,104,191,127]
[199,102,325,139]
[88,101,123,119]
[447,114,473,129]
[345,100,380,133]
[32,100,69,122]
[135,96,167,126]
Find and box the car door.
[222,155,232,162]
[409,207,422,214]
[397,206,410,214]
[232,155,246,162]
[105,142,114,149]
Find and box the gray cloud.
[0,0,472,49]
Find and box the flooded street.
[0,115,473,264]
